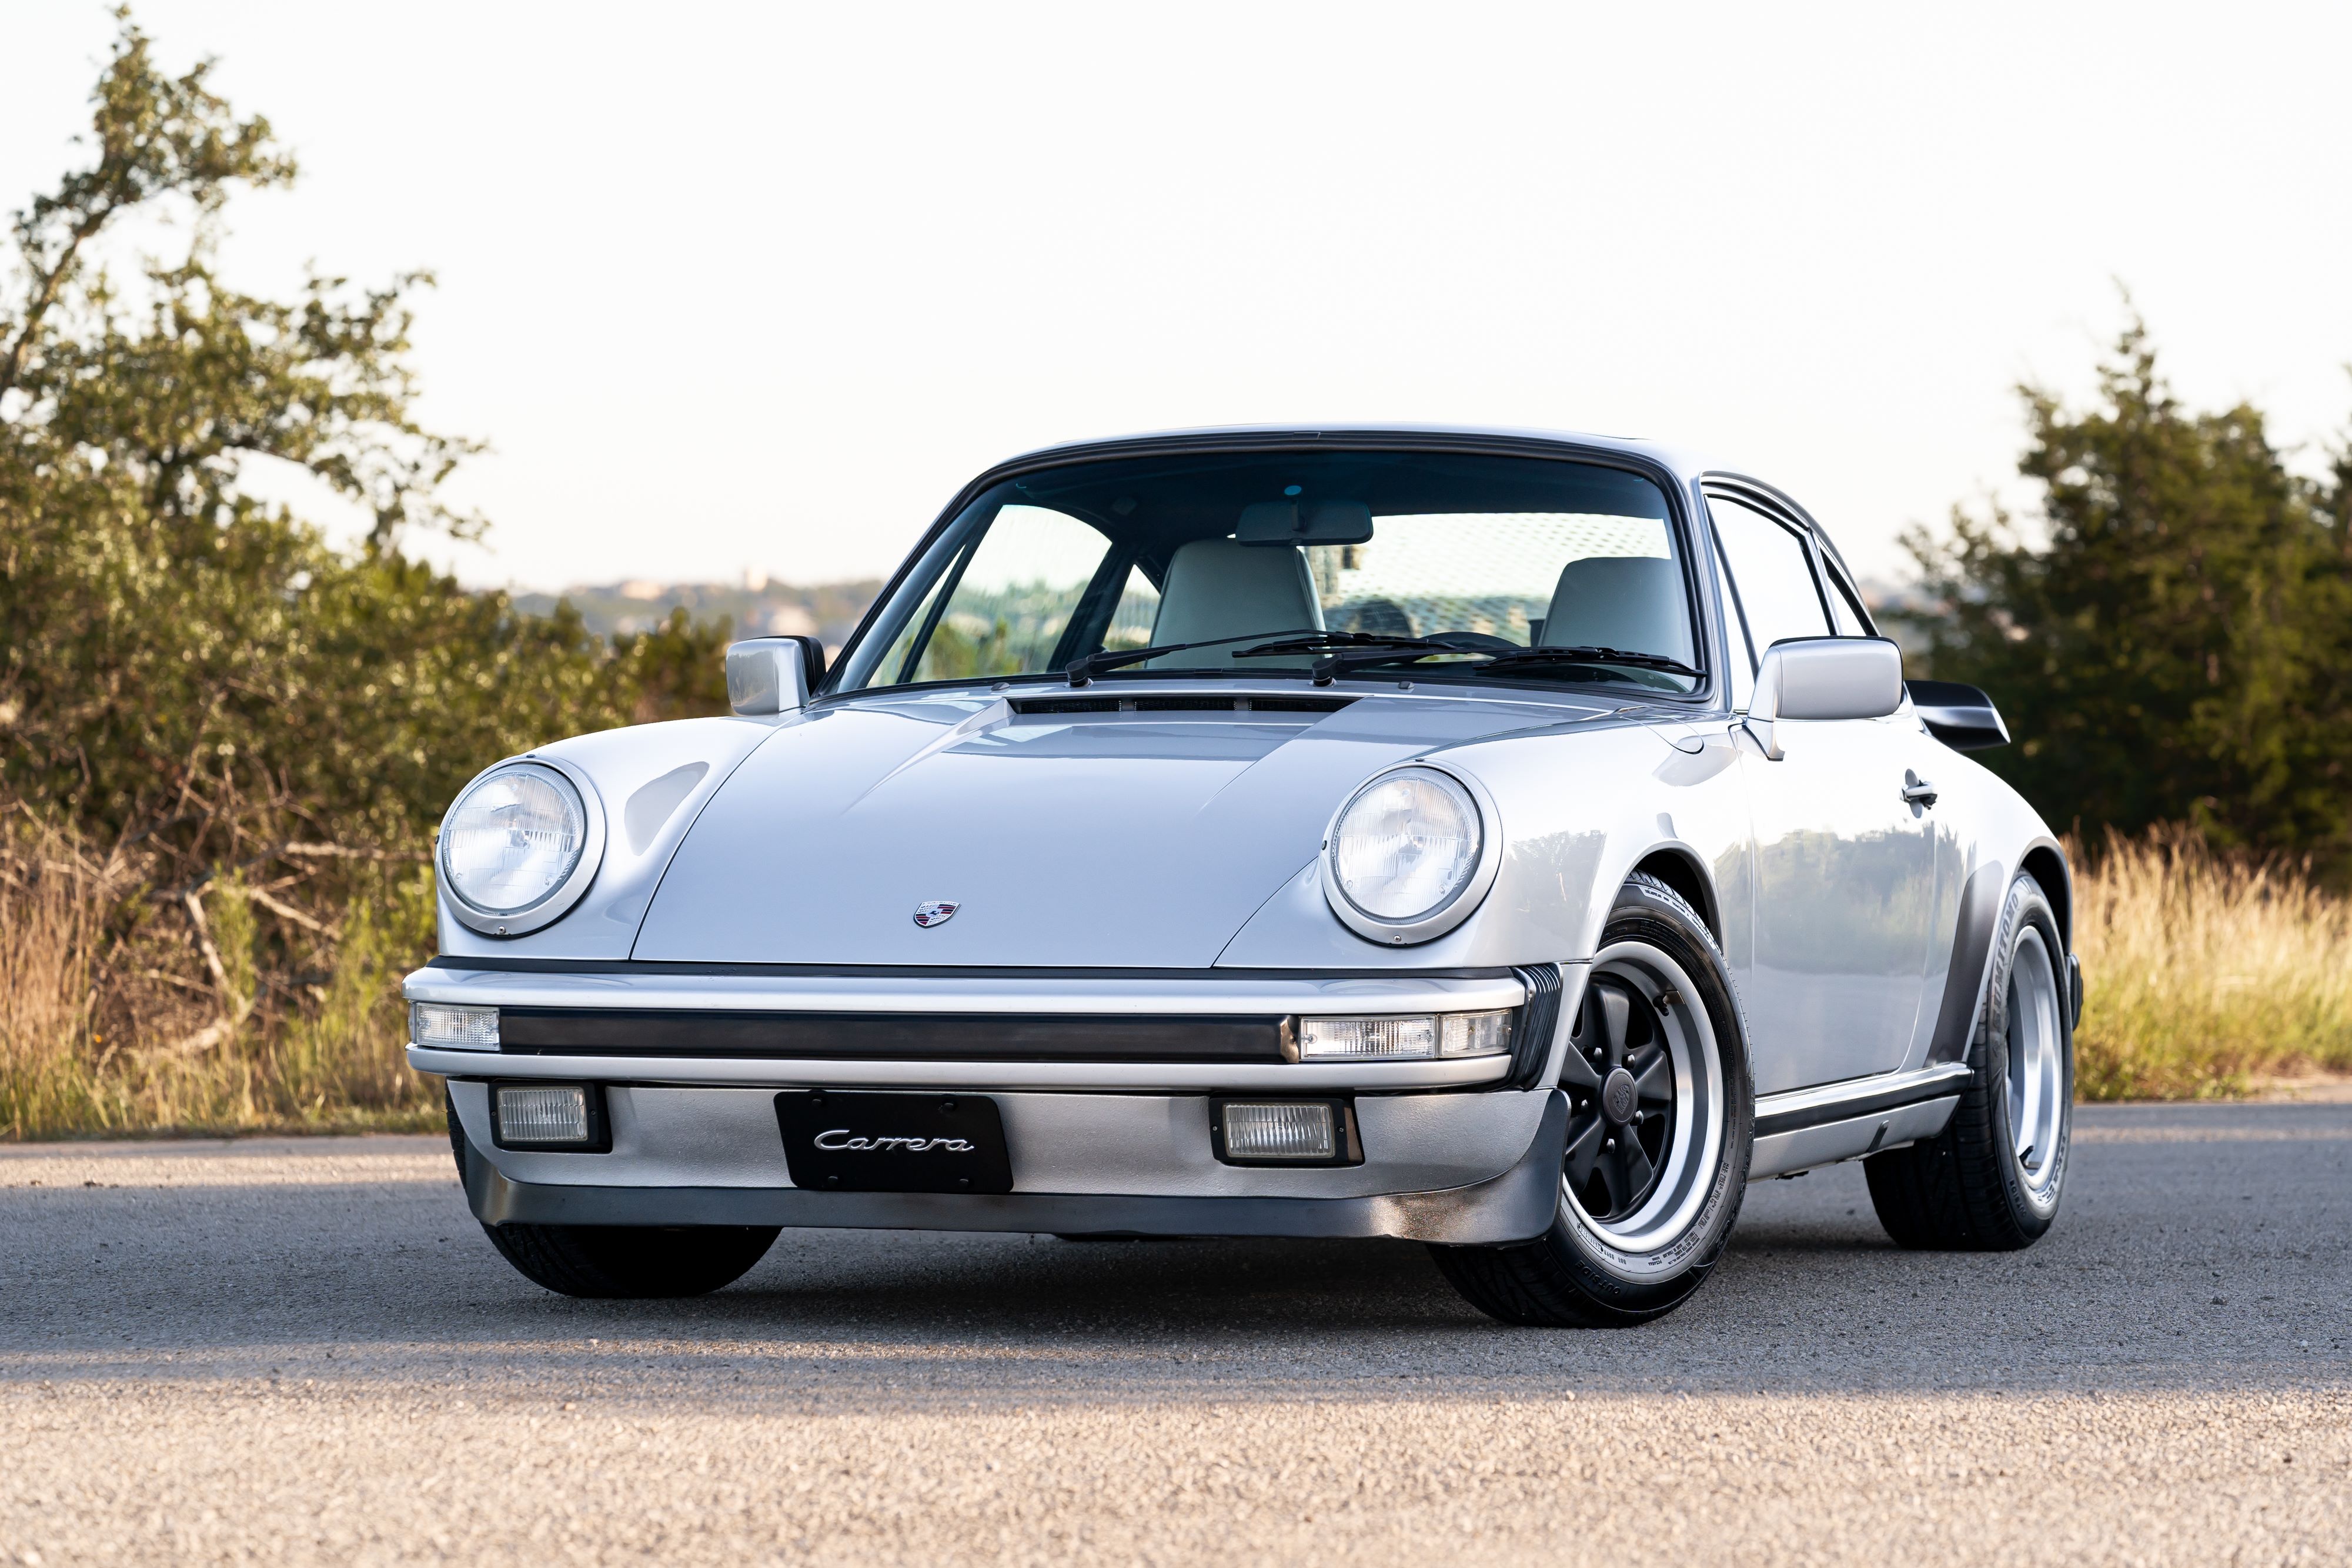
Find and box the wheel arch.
[1925,836,2073,1069]
[2019,837,2072,951]
[1629,845,1722,946]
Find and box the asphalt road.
[1,1102,2346,1566]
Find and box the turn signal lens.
[409,1002,499,1049]
[1220,1101,1338,1162]
[1439,1009,1514,1057]
[1296,1009,1514,1061]
[1298,1015,1437,1059]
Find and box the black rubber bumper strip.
[494,1008,1288,1064]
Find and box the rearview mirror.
[1905,679,2010,751]
[1745,637,1903,760]
[1236,499,1374,546]
[726,636,823,716]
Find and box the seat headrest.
[1146,539,1325,667]
[1540,555,1693,664]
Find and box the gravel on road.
[1,1101,2346,1565]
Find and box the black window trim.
[1818,555,1877,638]
[826,432,1726,711]
[1707,513,1760,677]
[1699,475,1857,651]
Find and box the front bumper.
[449,1085,1570,1243]
[411,964,1579,1244]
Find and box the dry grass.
[2072,828,2352,1099]
[0,823,440,1141]
[6,817,2351,1135]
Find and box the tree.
[1905,316,2352,875]
[0,11,730,1081]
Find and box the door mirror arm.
[1741,647,1786,761]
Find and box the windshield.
[833,448,1700,696]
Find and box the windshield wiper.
[1235,633,1501,686]
[1063,627,1327,686]
[1231,631,1465,660]
[1475,646,1702,678]
[1304,642,1703,687]
[1070,630,1701,690]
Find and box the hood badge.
[913,900,961,928]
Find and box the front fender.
[1217,720,1749,972]
[434,715,790,961]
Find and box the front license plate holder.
[774,1090,1014,1194]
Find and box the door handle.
[1901,773,1938,808]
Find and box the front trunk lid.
[631,689,1603,968]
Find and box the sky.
[5,1,2350,594]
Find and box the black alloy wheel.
[1558,977,1678,1222]
[1429,872,1753,1328]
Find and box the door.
[1710,492,1936,1094]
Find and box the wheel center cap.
[1601,1068,1638,1124]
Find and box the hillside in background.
[512,575,881,651]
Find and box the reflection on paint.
[1752,827,1937,974]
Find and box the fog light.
[1439,1009,1514,1057]
[491,1084,606,1150]
[409,1002,499,1049]
[1297,1015,1436,1059]
[1218,1100,1338,1162]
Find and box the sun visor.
[1236,499,1375,546]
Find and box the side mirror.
[725,636,823,716]
[1906,678,2010,751]
[1745,636,1903,760]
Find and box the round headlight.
[439,762,594,928]
[1328,767,1485,928]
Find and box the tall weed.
[2072,828,2352,1098]
[0,821,440,1138]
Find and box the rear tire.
[445,1090,779,1298]
[1865,871,2072,1250]
[1431,872,1755,1327]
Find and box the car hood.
[631,689,1613,967]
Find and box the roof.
[990,423,1727,489]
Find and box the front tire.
[1431,872,1755,1326]
[479,1221,781,1299]
[1865,871,2073,1249]
[445,1091,779,1298]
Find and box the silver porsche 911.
[406,427,2080,1325]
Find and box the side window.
[906,504,1115,684]
[1707,495,1830,657]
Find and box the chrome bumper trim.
[402,965,1529,1018]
